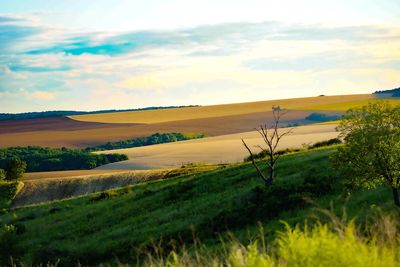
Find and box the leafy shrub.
[0,169,5,180]
[305,112,341,122]
[0,181,21,210]
[5,158,26,180]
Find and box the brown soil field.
[0,94,391,148]
[95,124,339,170]
[0,109,320,148]
[0,117,138,134]
[71,94,374,124]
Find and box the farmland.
[70,94,375,124]
[95,124,338,170]
[1,94,400,266]
[0,94,392,149]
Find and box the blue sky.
[0,0,399,112]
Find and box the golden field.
[95,124,339,170]
[1,94,397,149]
[70,94,375,124]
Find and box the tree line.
[0,146,128,174]
[85,132,205,152]
[0,105,199,121]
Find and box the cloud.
[23,21,396,56]
[244,51,366,71]
[30,91,56,101]
[0,16,24,23]
[9,64,71,73]
[0,15,44,54]
[0,14,399,112]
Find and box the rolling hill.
[0,94,394,149]
[94,124,338,170]
[1,147,395,265]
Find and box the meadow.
[1,146,397,265]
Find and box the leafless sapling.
[242,106,293,186]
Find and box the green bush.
[0,181,22,210]
[0,169,5,180]
[305,112,341,122]
[5,158,26,180]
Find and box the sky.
[0,0,399,112]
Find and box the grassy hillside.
[0,147,395,265]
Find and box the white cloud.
[30,91,56,101]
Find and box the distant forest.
[0,105,199,121]
[85,132,205,152]
[374,86,400,97]
[305,112,341,122]
[0,147,128,172]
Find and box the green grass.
[0,147,396,265]
[146,220,400,267]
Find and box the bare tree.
[242,106,293,186]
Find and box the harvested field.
[24,170,128,181]
[0,110,319,148]
[13,165,221,207]
[13,170,162,207]
[1,94,392,148]
[95,124,339,170]
[71,94,374,124]
[0,117,137,135]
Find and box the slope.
[1,146,394,265]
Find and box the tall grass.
[142,213,400,267]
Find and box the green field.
[1,146,395,266]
